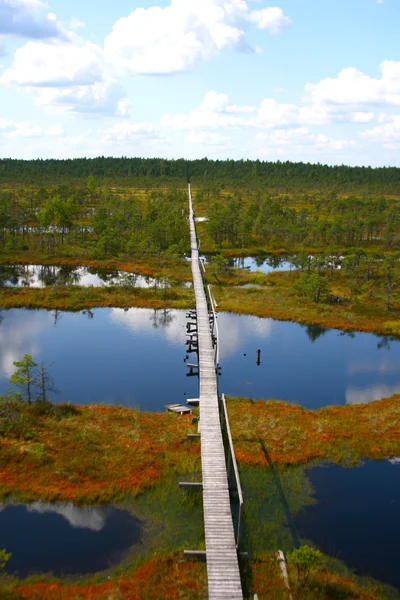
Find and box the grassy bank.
[0,399,200,504]
[4,551,389,600]
[0,553,208,600]
[0,285,194,312]
[1,397,400,598]
[0,252,193,282]
[211,270,400,336]
[227,395,400,467]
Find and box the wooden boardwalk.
[188,184,243,600]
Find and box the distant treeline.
[1,157,400,193]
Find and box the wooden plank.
[188,184,243,600]
[165,404,193,415]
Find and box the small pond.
[218,312,400,408]
[0,264,190,289]
[294,460,400,590]
[0,309,399,409]
[0,502,142,577]
[225,255,295,273]
[0,476,204,579]
[0,308,198,409]
[184,254,295,272]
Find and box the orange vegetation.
[16,553,207,600]
[0,253,192,282]
[0,404,200,503]
[251,554,388,600]
[15,553,385,599]
[227,395,400,467]
[0,285,193,312]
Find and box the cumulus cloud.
[0,118,63,139]
[162,90,254,133]
[305,61,400,107]
[187,130,229,146]
[0,34,130,117]
[256,127,356,152]
[0,0,66,41]
[1,37,106,87]
[31,79,131,117]
[362,115,400,142]
[104,0,292,75]
[101,121,165,144]
[1,0,292,116]
[248,7,292,34]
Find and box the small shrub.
[287,545,324,587]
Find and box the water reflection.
[346,383,400,404]
[294,461,400,590]
[1,308,399,409]
[185,255,295,272]
[226,255,295,273]
[0,308,197,409]
[301,324,328,343]
[0,264,191,289]
[0,502,108,531]
[217,313,400,408]
[0,503,142,577]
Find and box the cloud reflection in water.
[0,502,107,531]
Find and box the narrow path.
[188,184,243,600]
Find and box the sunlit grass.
[0,400,201,504]
[227,395,400,467]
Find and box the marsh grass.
[0,253,193,282]
[226,395,400,467]
[0,401,201,504]
[0,285,194,312]
[211,270,400,336]
[0,472,206,598]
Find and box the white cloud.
[257,98,299,127]
[0,118,63,139]
[57,135,85,146]
[362,115,400,142]
[162,90,254,132]
[187,130,229,145]
[305,61,400,107]
[32,78,131,117]
[352,111,374,123]
[1,36,106,87]
[248,7,292,34]
[101,121,164,145]
[69,17,85,31]
[0,0,66,42]
[1,34,130,117]
[256,127,356,152]
[104,0,292,75]
[1,1,292,117]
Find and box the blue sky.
[0,0,399,166]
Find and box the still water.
[0,308,399,409]
[294,460,400,590]
[225,255,295,273]
[0,503,141,577]
[0,264,189,289]
[0,308,198,409]
[185,254,294,272]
